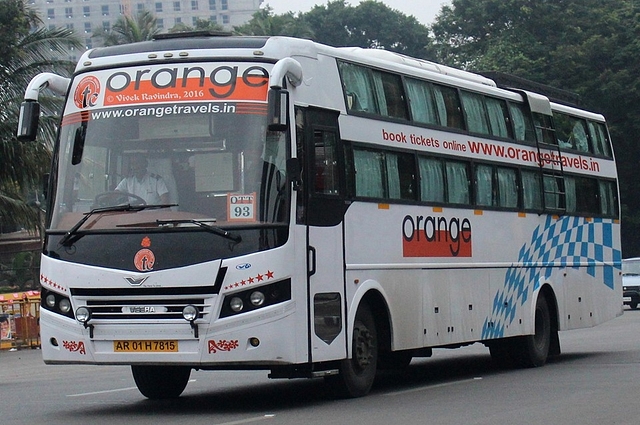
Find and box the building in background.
[27,0,264,60]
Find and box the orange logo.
[73,75,101,109]
[134,237,154,271]
[134,249,155,271]
[402,215,472,258]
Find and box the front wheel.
[131,365,191,399]
[325,302,378,398]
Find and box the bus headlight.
[59,298,72,314]
[40,288,75,319]
[220,279,291,318]
[230,297,244,312]
[250,291,265,307]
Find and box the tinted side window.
[433,85,465,130]
[418,156,445,202]
[446,161,470,204]
[339,62,378,114]
[461,91,489,134]
[405,78,440,126]
[555,113,590,152]
[522,170,542,210]
[509,103,536,143]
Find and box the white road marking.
[384,377,483,396]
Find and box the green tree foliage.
[305,0,432,57]
[234,6,315,38]
[431,0,640,255]
[92,10,160,45]
[0,0,81,232]
[236,2,432,58]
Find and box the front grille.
[85,297,209,320]
[70,286,215,321]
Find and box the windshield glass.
[50,62,288,231]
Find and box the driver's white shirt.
[115,173,169,205]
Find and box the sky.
[261,0,451,26]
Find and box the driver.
[115,156,169,205]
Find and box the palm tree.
[92,10,160,46]
[0,0,82,232]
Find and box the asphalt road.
[2,308,639,425]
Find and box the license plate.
[114,340,178,352]
[623,296,632,302]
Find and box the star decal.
[224,269,277,291]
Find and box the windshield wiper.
[156,219,242,243]
[58,203,177,246]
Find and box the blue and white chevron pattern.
[481,216,621,339]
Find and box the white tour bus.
[17,34,622,399]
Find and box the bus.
[17,34,622,399]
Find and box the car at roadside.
[622,258,640,309]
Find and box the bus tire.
[131,365,191,399]
[518,293,552,367]
[489,294,552,369]
[326,302,378,398]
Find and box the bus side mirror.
[267,88,289,131]
[17,101,41,141]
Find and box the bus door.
[297,107,348,363]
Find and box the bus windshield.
[49,64,288,232]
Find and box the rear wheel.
[489,294,552,368]
[131,365,191,399]
[520,294,551,367]
[326,302,378,398]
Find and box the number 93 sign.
[227,193,257,222]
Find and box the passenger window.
[599,180,618,217]
[497,167,518,208]
[418,156,445,202]
[433,85,464,130]
[386,152,416,200]
[339,62,378,114]
[574,176,599,214]
[555,113,589,152]
[588,121,612,157]
[446,161,470,204]
[475,164,494,207]
[461,91,489,134]
[373,71,408,120]
[522,170,542,210]
[353,148,384,198]
[486,97,512,139]
[405,78,439,125]
[509,103,536,143]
